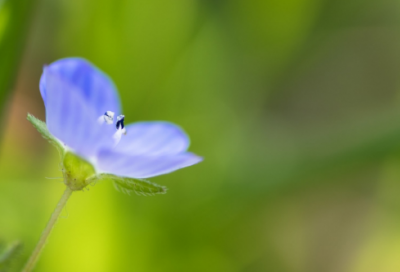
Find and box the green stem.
[22,187,73,272]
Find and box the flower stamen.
[116,115,126,134]
[98,111,115,125]
[113,115,127,145]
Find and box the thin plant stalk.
[22,187,73,272]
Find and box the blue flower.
[37,58,202,184]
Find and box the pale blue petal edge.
[113,121,190,156]
[40,57,121,116]
[96,149,203,178]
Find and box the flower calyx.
[62,152,96,191]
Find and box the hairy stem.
[22,187,73,272]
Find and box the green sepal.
[97,174,167,196]
[27,113,65,155]
[62,152,96,191]
[0,241,22,272]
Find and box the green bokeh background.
[2,0,400,271]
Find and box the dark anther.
[116,115,125,130]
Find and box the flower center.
[98,111,127,145]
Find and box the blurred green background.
[2,0,400,271]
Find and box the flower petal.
[96,149,203,178]
[40,58,121,115]
[113,122,190,156]
[44,70,115,157]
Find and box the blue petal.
[114,122,190,156]
[96,149,203,178]
[44,69,116,157]
[40,58,121,115]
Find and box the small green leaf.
[0,241,22,272]
[97,174,167,196]
[27,113,65,155]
